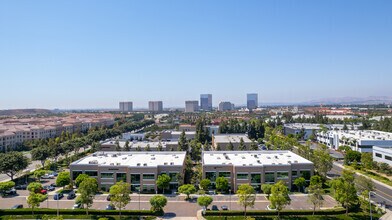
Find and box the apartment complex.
[148,101,163,112]
[185,101,199,113]
[247,93,258,110]
[202,151,314,192]
[70,151,186,192]
[218,102,234,111]
[0,114,115,151]
[212,134,252,150]
[317,130,392,152]
[200,94,212,111]
[119,102,133,112]
[373,146,392,166]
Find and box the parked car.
[50,183,57,187]
[54,193,64,200]
[4,188,17,195]
[51,172,58,177]
[43,185,55,191]
[15,184,27,190]
[40,189,48,195]
[73,203,82,209]
[221,205,228,210]
[41,174,54,179]
[106,194,112,201]
[105,204,116,210]
[211,205,219,211]
[67,191,76,199]
[11,204,23,209]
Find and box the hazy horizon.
[1,0,391,109]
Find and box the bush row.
[204,207,346,216]
[0,209,162,216]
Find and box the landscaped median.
[0,208,162,219]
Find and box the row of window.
[72,171,178,183]
[375,153,392,161]
[205,170,311,183]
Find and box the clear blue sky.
[1,0,391,109]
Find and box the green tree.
[109,181,131,219]
[77,177,98,215]
[330,169,358,215]
[344,151,361,166]
[178,131,188,151]
[215,177,229,193]
[136,145,142,151]
[124,140,130,151]
[178,184,196,200]
[0,152,30,181]
[27,192,47,215]
[293,177,306,192]
[250,140,258,150]
[157,142,163,151]
[307,176,324,215]
[56,171,71,189]
[197,195,213,209]
[33,170,47,182]
[156,174,171,194]
[0,181,15,195]
[27,182,43,193]
[31,146,50,167]
[150,195,168,212]
[237,184,256,217]
[261,184,272,197]
[361,153,373,170]
[269,181,291,218]
[227,142,234,151]
[199,179,211,191]
[312,147,333,178]
[75,174,89,188]
[239,138,246,150]
[145,144,151,151]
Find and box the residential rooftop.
[202,150,312,166]
[71,151,186,167]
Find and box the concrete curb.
[196,210,206,220]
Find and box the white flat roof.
[326,130,392,141]
[213,134,252,143]
[72,151,186,167]
[102,141,167,149]
[202,151,313,166]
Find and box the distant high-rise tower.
[119,101,133,112]
[185,101,199,113]
[218,102,234,111]
[200,94,212,111]
[148,101,163,112]
[247,93,258,110]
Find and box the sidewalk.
[380,209,392,220]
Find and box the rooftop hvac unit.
[151,158,156,160]
[143,163,147,166]
[110,163,114,165]
[294,160,298,163]
[137,163,141,166]
[88,160,98,164]
[164,162,168,165]
[116,163,121,165]
[170,162,174,165]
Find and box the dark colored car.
[11,204,23,209]
[54,193,64,200]
[211,205,219,211]
[50,183,57,187]
[221,205,228,210]
[15,184,27,190]
[67,192,76,200]
[106,194,112,201]
[43,185,55,191]
[105,204,116,210]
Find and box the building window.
[101,173,114,178]
[375,153,382,158]
[131,174,140,184]
[85,171,98,177]
[131,184,140,192]
[292,170,298,177]
[265,172,275,183]
[300,170,311,180]
[277,172,289,179]
[251,174,261,184]
[205,172,217,182]
[116,173,127,182]
[385,156,392,161]
[142,184,155,193]
[236,173,248,180]
[219,172,231,178]
[72,171,83,180]
[143,174,155,180]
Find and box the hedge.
[204,207,346,216]
[0,209,162,216]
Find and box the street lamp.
[229,189,232,210]
[369,191,376,220]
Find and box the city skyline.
[1,0,392,109]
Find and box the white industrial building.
[373,146,392,166]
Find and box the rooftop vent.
[110,163,114,165]
[116,163,121,165]
[88,160,98,164]
[164,162,168,165]
[143,163,147,166]
[294,160,298,163]
[92,153,97,157]
[170,162,174,165]
[137,163,141,166]
[151,157,156,160]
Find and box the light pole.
[138,189,141,210]
[229,189,232,210]
[369,191,376,220]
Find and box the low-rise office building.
[161,130,196,141]
[317,130,392,153]
[101,140,168,151]
[70,151,186,192]
[212,134,252,150]
[202,151,314,192]
[373,146,392,166]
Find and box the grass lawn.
[344,165,392,187]
[205,212,383,220]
